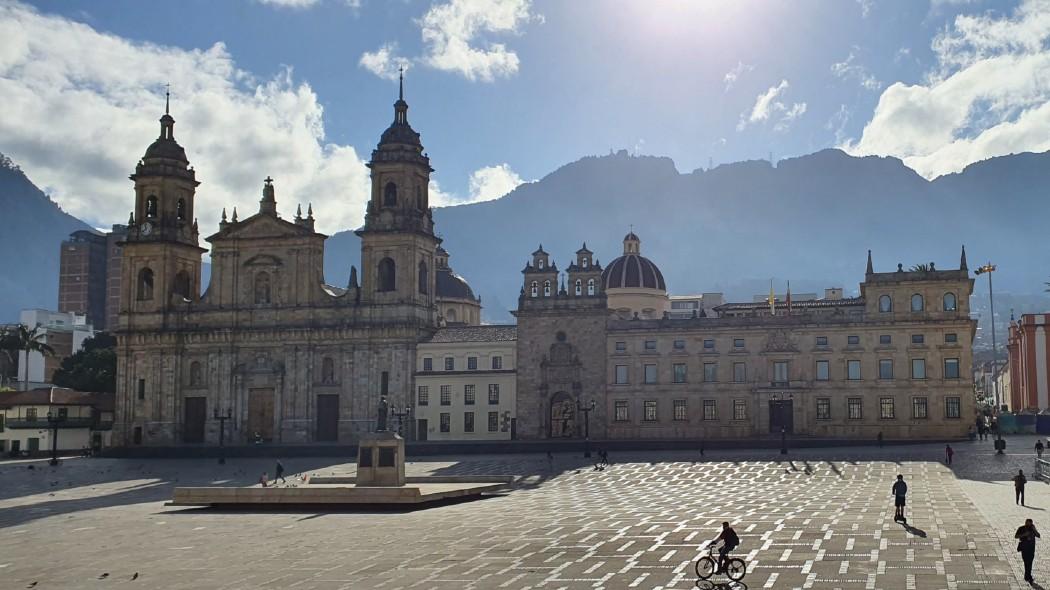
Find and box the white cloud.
[431,163,525,206]
[825,104,852,144]
[856,0,873,18]
[847,0,1050,178]
[257,0,321,8]
[0,2,370,236]
[723,61,754,92]
[737,79,807,132]
[359,43,411,81]
[831,52,881,90]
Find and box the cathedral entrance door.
[248,388,275,442]
[549,392,576,438]
[316,394,339,442]
[183,397,206,443]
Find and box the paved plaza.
[2,439,1050,589]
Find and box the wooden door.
[248,388,275,442]
[769,400,794,434]
[316,394,339,442]
[417,419,428,441]
[183,397,207,443]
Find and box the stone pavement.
[0,440,1042,590]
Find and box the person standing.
[275,459,287,484]
[1015,469,1028,506]
[892,474,908,523]
[877,431,884,448]
[1036,440,1045,459]
[945,444,954,465]
[1015,518,1041,584]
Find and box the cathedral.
[113,80,472,446]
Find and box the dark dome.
[602,254,666,290]
[436,268,475,300]
[379,116,422,147]
[143,137,188,163]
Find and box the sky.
[2,0,1049,236]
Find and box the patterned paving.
[0,445,1036,589]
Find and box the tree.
[0,324,54,390]
[910,263,932,272]
[53,333,116,393]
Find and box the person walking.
[1015,518,1041,584]
[1015,469,1028,506]
[1037,440,1045,459]
[945,444,954,465]
[892,474,908,523]
[275,459,287,484]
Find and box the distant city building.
[16,309,96,389]
[1006,314,1050,411]
[668,294,724,319]
[58,225,127,331]
[0,387,114,456]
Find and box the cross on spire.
[264,176,273,185]
[165,83,170,115]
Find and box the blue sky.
[3,0,1047,234]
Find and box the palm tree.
[3,325,55,390]
[910,263,932,272]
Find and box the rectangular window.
[703,363,717,383]
[944,358,960,379]
[644,364,658,384]
[912,397,928,419]
[491,356,503,370]
[733,362,746,383]
[879,334,891,345]
[423,357,433,372]
[847,360,861,380]
[703,399,717,421]
[464,412,475,433]
[912,359,926,380]
[615,341,626,353]
[673,339,686,350]
[440,385,451,406]
[444,357,455,371]
[733,338,745,349]
[133,426,143,445]
[488,412,498,432]
[464,384,476,405]
[911,334,924,345]
[615,365,628,384]
[440,413,450,433]
[26,407,38,421]
[137,378,145,400]
[488,384,500,405]
[644,340,657,351]
[816,398,831,420]
[644,400,658,421]
[615,400,629,422]
[880,397,895,419]
[381,371,389,395]
[848,398,863,420]
[945,333,958,344]
[0,414,4,433]
[815,360,830,381]
[417,386,429,406]
[467,356,478,370]
[815,336,828,346]
[733,399,747,421]
[946,396,961,419]
[673,363,687,383]
[703,339,715,350]
[848,335,860,346]
[674,399,687,421]
[773,361,789,384]
[879,359,893,380]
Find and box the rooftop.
[422,325,518,343]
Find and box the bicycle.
[694,544,746,582]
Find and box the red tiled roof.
[0,387,114,411]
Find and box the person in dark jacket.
[1016,518,1041,583]
[1015,469,1028,506]
[945,444,954,465]
[712,521,740,574]
[892,475,908,522]
[275,459,286,484]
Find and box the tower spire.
[260,176,277,215]
[866,249,874,275]
[165,83,170,115]
[399,65,404,101]
[960,244,968,272]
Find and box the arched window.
[446,308,457,323]
[145,195,158,218]
[176,198,186,221]
[377,258,396,292]
[911,293,924,312]
[418,261,428,294]
[543,280,551,297]
[321,357,335,384]
[878,294,892,313]
[574,279,582,296]
[538,259,544,270]
[587,278,596,296]
[943,292,957,311]
[530,281,538,298]
[582,258,589,268]
[137,268,154,300]
[173,270,191,300]
[189,361,202,387]
[254,271,272,304]
[383,182,397,207]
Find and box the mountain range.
[3,148,1049,344]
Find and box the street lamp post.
[214,408,232,465]
[46,410,66,466]
[771,393,792,455]
[390,405,412,438]
[975,263,1004,455]
[577,399,596,458]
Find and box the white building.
[0,387,114,456]
[15,309,96,388]
[668,293,725,319]
[415,325,517,441]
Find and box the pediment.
[243,253,283,267]
[206,213,317,242]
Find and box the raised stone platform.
[170,481,506,506]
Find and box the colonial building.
[515,234,976,440]
[0,387,114,456]
[1006,314,1050,412]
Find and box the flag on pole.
[786,280,792,317]
[768,279,775,316]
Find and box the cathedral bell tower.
[357,70,440,319]
[119,91,206,316]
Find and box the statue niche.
[541,331,582,438]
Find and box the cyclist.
[712,521,740,574]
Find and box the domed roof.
[143,114,188,163]
[601,232,666,291]
[436,268,476,300]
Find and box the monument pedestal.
[355,431,405,487]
